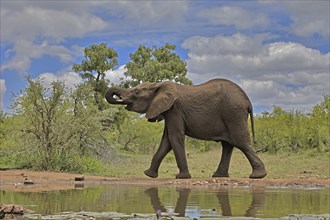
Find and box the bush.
[254,96,329,154]
[0,78,116,174]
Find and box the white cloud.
[93,1,188,27]
[182,33,330,112]
[37,72,83,90]
[1,6,107,42]
[37,65,129,91]
[105,65,127,85]
[285,1,330,37]
[0,79,6,111]
[0,3,106,73]
[0,1,190,74]
[182,33,269,57]
[1,40,82,73]
[258,0,330,37]
[199,6,269,29]
[183,34,329,77]
[240,77,329,111]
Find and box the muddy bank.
[2,208,330,220]
[1,169,329,192]
[18,212,330,220]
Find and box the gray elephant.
[105,79,267,179]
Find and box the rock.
[0,204,32,218]
[23,178,34,185]
[75,176,85,181]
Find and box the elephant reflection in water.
[145,187,266,217]
[145,187,191,217]
[216,189,266,217]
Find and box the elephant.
[105,78,267,179]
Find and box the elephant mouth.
[110,94,130,105]
[125,102,133,110]
[112,94,133,110]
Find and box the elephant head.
[105,82,178,121]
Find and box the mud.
[0,169,329,192]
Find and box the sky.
[1,0,329,114]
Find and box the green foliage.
[0,110,6,122]
[186,137,217,152]
[3,78,113,173]
[72,43,118,110]
[254,96,329,154]
[124,43,192,87]
[117,112,163,153]
[309,95,330,150]
[72,43,118,76]
[0,111,7,150]
[0,114,25,168]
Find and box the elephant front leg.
[167,127,191,179]
[144,129,171,178]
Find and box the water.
[1,185,329,219]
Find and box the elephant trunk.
[105,87,128,105]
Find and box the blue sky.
[1,0,329,113]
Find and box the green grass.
[106,148,330,179]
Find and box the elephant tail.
[249,107,257,145]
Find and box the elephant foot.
[176,171,191,179]
[249,169,267,179]
[212,172,229,178]
[144,169,158,178]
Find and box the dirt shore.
[1,169,329,192]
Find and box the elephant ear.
[146,82,178,120]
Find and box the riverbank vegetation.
[0,43,328,178]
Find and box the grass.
[106,148,330,179]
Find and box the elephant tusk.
[113,94,124,102]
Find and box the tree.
[0,114,25,168]
[309,95,330,151]
[72,43,118,110]
[11,78,108,171]
[12,78,67,169]
[0,111,6,123]
[124,43,191,87]
[0,111,6,142]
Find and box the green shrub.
[254,96,329,154]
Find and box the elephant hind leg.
[212,141,234,178]
[237,145,267,179]
[227,123,267,179]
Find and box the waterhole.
[1,185,329,219]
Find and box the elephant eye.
[133,89,140,95]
